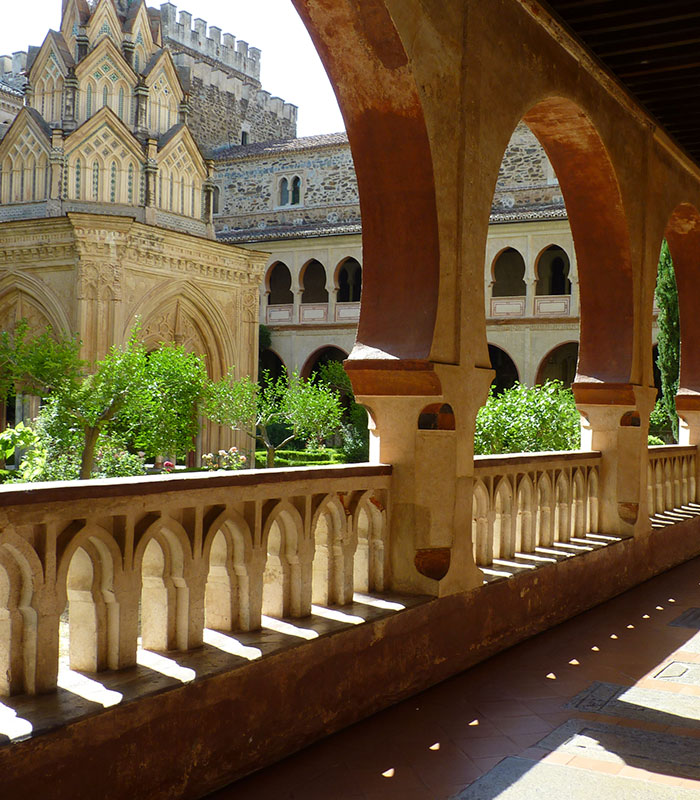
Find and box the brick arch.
[292,0,439,380]
[520,97,634,386]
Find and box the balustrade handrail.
[474,449,602,471]
[0,463,391,508]
[0,462,392,697]
[648,444,698,457]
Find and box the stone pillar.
[122,39,135,70]
[326,270,336,324]
[676,393,700,502]
[144,138,158,225]
[525,276,537,317]
[63,70,78,132]
[356,363,491,597]
[135,82,149,139]
[77,31,89,62]
[49,129,64,208]
[179,97,191,126]
[575,383,657,537]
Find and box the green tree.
[135,344,210,460]
[474,380,581,455]
[206,369,342,467]
[3,322,211,481]
[0,320,83,400]
[316,360,369,461]
[654,240,680,440]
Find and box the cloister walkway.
[213,555,700,799]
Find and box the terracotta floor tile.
[474,699,533,719]
[470,755,507,774]
[352,764,427,795]
[492,714,553,736]
[454,735,520,759]
[211,556,700,799]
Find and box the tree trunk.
[80,426,100,480]
[266,445,276,468]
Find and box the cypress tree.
[655,240,680,439]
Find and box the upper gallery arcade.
[0,0,211,230]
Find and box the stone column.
[355,363,492,597]
[49,129,64,210]
[144,138,158,225]
[326,269,336,324]
[135,81,149,139]
[122,39,135,70]
[575,383,657,537]
[676,393,700,502]
[63,70,78,132]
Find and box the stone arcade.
[2,2,700,799]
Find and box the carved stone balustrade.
[647,445,697,517]
[472,450,601,570]
[0,464,390,697]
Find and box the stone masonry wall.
[188,77,297,154]
[214,140,359,233]
[496,122,554,189]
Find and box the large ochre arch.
[292,0,440,375]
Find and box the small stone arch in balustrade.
[56,524,129,674]
[472,478,491,567]
[515,475,535,553]
[353,493,386,593]
[493,478,515,559]
[261,502,310,619]
[417,403,455,430]
[536,473,554,548]
[203,509,260,633]
[134,517,196,653]
[0,534,44,696]
[312,494,354,606]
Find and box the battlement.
[160,3,261,82]
[174,55,297,126]
[0,52,28,93]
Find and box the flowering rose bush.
[202,446,247,471]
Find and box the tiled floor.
[210,555,700,799]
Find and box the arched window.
[118,87,125,120]
[337,258,362,302]
[212,185,220,215]
[86,84,92,117]
[291,176,301,205]
[267,262,294,305]
[110,161,117,203]
[128,163,134,204]
[492,248,526,297]
[279,177,289,206]
[31,163,37,201]
[488,345,520,395]
[75,158,82,199]
[536,246,572,296]
[301,260,329,303]
[180,178,185,213]
[134,53,140,73]
[169,174,174,210]
[102,86,108,109]
[92,161,100,201]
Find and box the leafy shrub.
[475,380,581,455]
[648,435,666,446]
[254,448,346,468]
